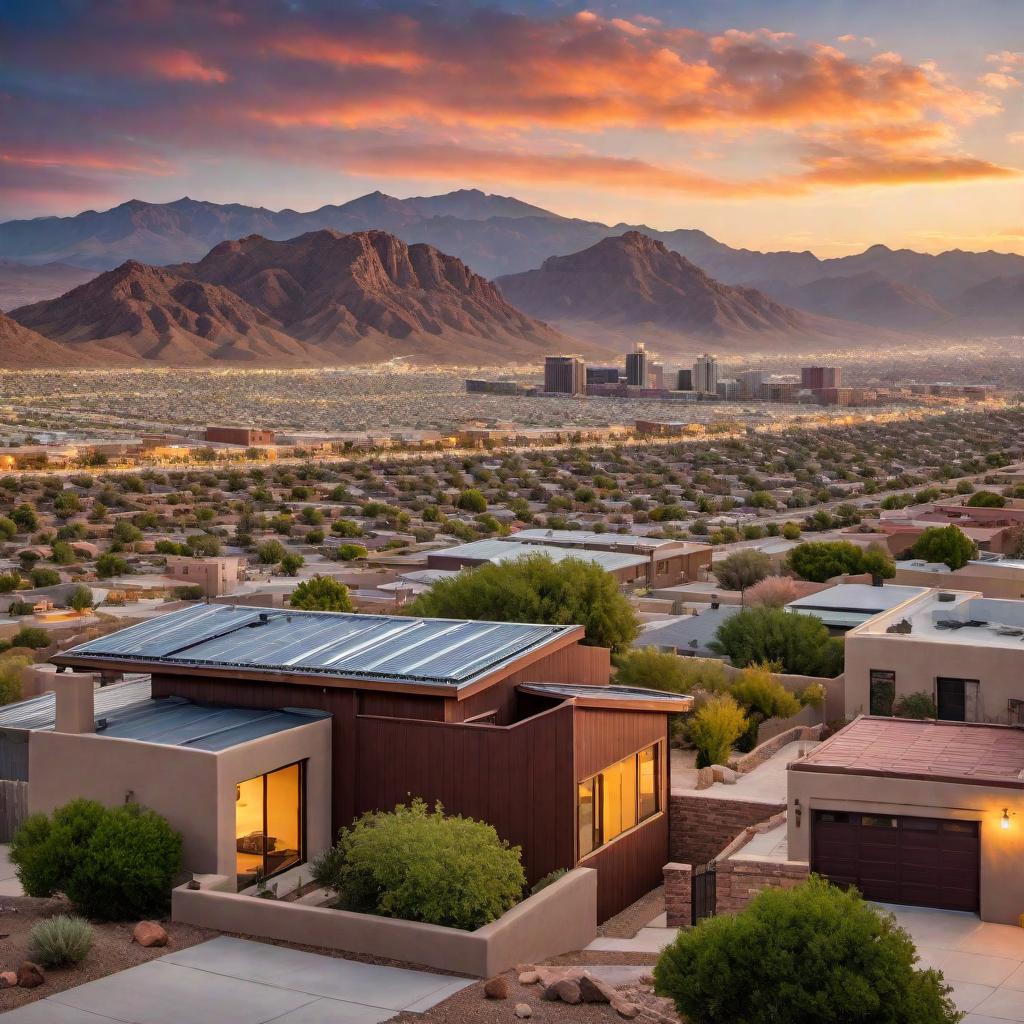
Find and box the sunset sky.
[2,0,1022,256]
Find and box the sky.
[1,0,1022,256]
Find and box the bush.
[257,540,287,564]
[95,552,129,578]
[908,525,978,570]
[729,664,801,751]
[893,691,937,720]
[744,575,799,607]
[786,541,893,583]
[290,575,354,612]
[966,490,1005,508]
[529,868,568,896]
[405,553,639,652]
[312,799,525,930]
[337,543,367,561]
[278,553,305,576]
[711,606,844,677]
[11,627,50,649]
[712,550,772,595]
[10,799,182,920]
[688,694,747,768]
[653,876,959,1024]
[29,915,93,967]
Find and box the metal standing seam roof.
[0,677,151,732]
[93,696,330,751]
[507,529,697,551]
[520,682,692,708]
[58,603,579,688]
[435,539,649,572]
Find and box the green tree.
[279,553,305,576]
[289,575,354,612]
[457,488,488,513]
[966,490,1005,508]
[256,540,287,564]
[654,877,959,1024]
[68,585,94,612]
[688,694,747,768]
[786,541,867,582]
[95,552,129,578]
[405,554,640,652]
[711,550,772,601]
[908,525,978,570]
[711,606,844,677]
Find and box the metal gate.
[691,862,717,925]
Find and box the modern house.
[787,716,1024,924]
[37,604,690,920]
[894,556,1024,600]
[785,583,929,635]
[843,588,1024,724]
[165,556,243,598]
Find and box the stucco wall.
[787,769,1024,925]
[844,631,1024,723]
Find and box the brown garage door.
[812,811,979,912]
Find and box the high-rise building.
[649,363,665,390]
[716,379,740,401]
[693,353,719,395]
[586,366,620,385]
[737,369,766,399]
[676,368,693,391]
[801,366,841,391]
[625,343,648,387]
[544,355,586,395]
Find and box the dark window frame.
[236,759,307,888]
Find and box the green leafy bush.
[290,575,353,611]
[312,799,526,930]
[688,694,747,768]
[711,607,844,677]
[529,868,568,896]
[10,799,182,920]
[10,627,50,649]
[653,876,959,1024]
[729,664,801,751]
[908,525,978,570]
[614,647,729,694]
[29,914,93,967]
[893,691,937,720]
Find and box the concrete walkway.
[0,936,473,1023]
[0,845,22,898]
[672,739,819,804]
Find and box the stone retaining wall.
[730,724,822,774]
[669,793,785,867]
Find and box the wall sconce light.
[794,798,802,827]
[1002,808,1012,830]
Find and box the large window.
[869,670,895,716]
[578,744,660,858]
[236,761,304,889]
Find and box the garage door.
[812,810,979,912]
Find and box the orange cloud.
[147,49,228,84]
[0,149,173,175]
[272,36,425,71]
[980,72,1020,90]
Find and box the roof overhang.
[517,682,692,714]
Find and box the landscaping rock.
[550,978,582,1004]
[483,976,510,1000]
[579,973,617,1003]
[0,971,17,988]
[518,970,539,985]
[514,1004,532,1019]
[133,921,168,948]
[711,764,738,784]
[611,996,640,1019]
[16,962,44,989]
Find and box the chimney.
[53,670,96,734]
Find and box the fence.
[0,779,28,841]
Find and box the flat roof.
[508,529,706,553]
[0,677,151,732]
[786,583,928,613]
[518,682,692,714]
[95,696,329,751]
[55,603,581,690]
[434,539,649,572]
[791,716,1024,789]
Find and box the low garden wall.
[669,793,785,867]
[664,813,809,926]
[172,866,597,977]
[730,723,823,774]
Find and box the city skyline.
[1,1,1021,257]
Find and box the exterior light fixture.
[794,798,802,827]
[1002,808,1011,830]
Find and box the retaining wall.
[669,793,785,867]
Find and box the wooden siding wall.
[354,704,577,885]
[574,708,668,781]
[584,814,669,922]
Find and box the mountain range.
[8,230,569,366]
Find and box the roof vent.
[937,592,956,602]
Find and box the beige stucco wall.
[844,631,1024,723]
[894,565,1024,601]
[787,769,1024,925]
[28,717,332,880]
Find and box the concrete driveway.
[0,936,473,1023]
[0,845,22,897]
[883,904,1024,1022]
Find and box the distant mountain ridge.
[2,188,1022,333]
[8,229,571,366]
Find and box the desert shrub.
[256,540,286,564]
[613,647,723,694]
[893,691,937,720]
[10,627,50,649]
[11,799,181,920]
[0,653,30,704]
[729,664,801,751]
[688,694,747,768]
[312,799,525,930]
[529,868,568,896]
[711,606,844,677]
[653,876,959,1024]
[966,490,1005,508]
[745,576,799,607]
[711,550,772,595]
[29,914,93,967]
[337,543,367,561]
[908,525,978,571]
[290,575,353,611]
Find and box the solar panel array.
[65,604,573,687]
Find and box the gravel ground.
[0,895,215,1012]
[597,887,665,939]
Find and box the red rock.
[483,975,509,1000]
[16,962,44,988]
[0,971,17,988]
[551,979,581,1004]
[579,973,617,1003]
[611,995,640,1019]
[133,921,168,948]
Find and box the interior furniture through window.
[235,761,304,888]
